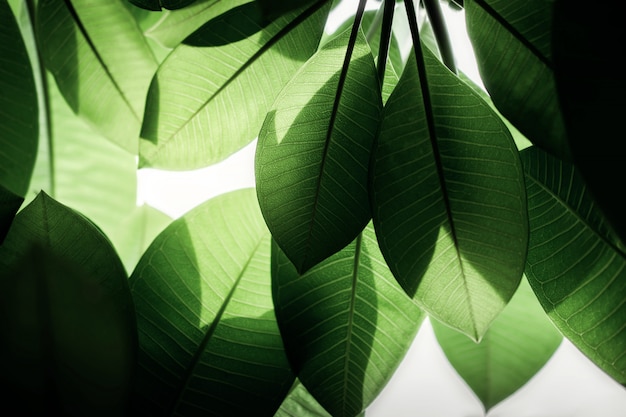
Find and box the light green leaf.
[465,0,569,161]
[144,0,220,48]
[0,192,135,416]
[370,46,528,341]
[0,0,38,197]
[41,74,138,258]
[140,0,331,169]
[521,146,626,385]
[37,0,158,153]
[0,184,23,244]
[256,27,381,273]
[432,277,562,411]
[273,222,424,417]
[129,188,294,416]
[275,379,332,417]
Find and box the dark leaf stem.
[423,0,456,73]
[376,0,396,87]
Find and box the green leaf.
[432,277,562,411]
[521,146,626,384]
[465,0,570,161]
[370,46,528,340]
[139,0,331,169]
[129,188,294,416]
[256,27,381,273]
[128,0,198,12]
[256,0,319,20]
[272,222,424,417]
[0,184,23,244]
[39,73,139,261]
[551,1,626,245]
[275,379,332,417]
[0,0,38,197]
[37,0,158,153]
[0,192,135,416]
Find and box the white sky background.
[137,1,626,415]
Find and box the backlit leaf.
[370,46,528,340]
[256,27,381,273]
[140,0,331,169]
[522,146,626,384]
[273,222,424,417]
[130,188,294,416]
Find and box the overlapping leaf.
[256,27,381,273]
[140,0,331,169]
[370,46,528,340]
[129,189,294,416]
[521,146,626,385]
[0,192,135,416]
[465,0,569,161]
[0,0,38,197]
[432,277,562,411]
[272,222,424,417]
[0,184,23,244]
[37,0,158,153]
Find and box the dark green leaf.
[140,0,331,169]
[0,0,38,197]
[0,192,135,416]
[37,0,158,153]
[130,188,294,416]
[273,222,424,417]
[432,277,562,411]
[552,0,626,245]
[465,0,570,161]
[0,184,23,244]
[522,146,626,384]
[256,0,319,20]
[370,46,528,340]
[256,27,382,273]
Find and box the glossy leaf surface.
[256,28,381,273]
[0,0,38,197]
[38,0,158,153]
[432,278,562,410]
[522,146,626,384]
[140,0,330,169]
[0,193,135,416]
[273,223,424,417]
[370,46,527,340]
[130,189,294,416]
[465,0,569,161]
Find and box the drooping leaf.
[432,277,562,411]
[0,0,38,197]
[128,0,198,11]
[37,0,158,153]
[0,184,23,244]
[272,222,425,417]
[256,27,381,273]
[129,188,294,416]
[465,0,570,161]
[139,0,331,169]
[551,0,626,246]
[521,146,626,385]
[370,46,527,340]
[0,192,135,416]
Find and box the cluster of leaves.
[0,0,625,416]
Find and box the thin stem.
[376,0,396,88]
[423,0,457,73]
[25,0,55,197]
